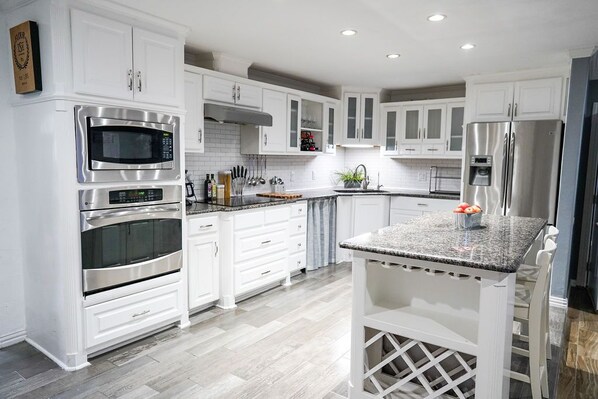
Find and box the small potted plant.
[335,169,364,188]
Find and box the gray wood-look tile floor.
[0,262,568,399]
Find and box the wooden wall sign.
[10,21,42,94]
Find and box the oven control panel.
[109,188,164,204]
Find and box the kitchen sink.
[333,188,389,193]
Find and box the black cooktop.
[201,196,286,207]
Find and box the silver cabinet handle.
[232,85,236,101]
[394,142,398,151]
[423,127,426,139]
[236,86,240,101]
[128,69,133,91]
[214,242,219,257]
[418,128,421,139]
[507,103,512,117]
[297,260,301,265]
[136,71,142,92]
[132,309,150,318]
[427,148,438,152]
[297,225,302,229]
[446,140,449,151]
[264,134,268,146]
[405,148,416,151]
[261,270,271,275]
[261,240,272,245]
[514,103,518,117]
[199,224,213,229]
[198,128,203,143]
[297,243,302,248]
[417,203,428,207]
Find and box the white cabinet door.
[352,196,390,236]
[445,102,465,156]
[287,94,301,152]
[381,106,400,155]
[343,92,360,144]
[323,102,338,154]
[423,104,446,145]
[236,82,262,108]
[71,9,134,100]
[184,72,204,153]
[261,89,287,153]
[390,209,422,225]
[132,28,182,106]
[470,82,514,122]
[203,75,236,104]
[513,77,563,121]
[400,105,423,144]
[188,235,219,309]
[360,94,379,145]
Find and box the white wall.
[186,121,462,199]
[0,15,26,347]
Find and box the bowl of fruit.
[453,202,483,230]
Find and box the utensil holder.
[233,178,245,196]
[271,183,285,193]
[454,212,482,230]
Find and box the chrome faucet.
[355,164,370,190]
[377,172,384,191]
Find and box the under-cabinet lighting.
[341,29,357,36]
[427,14,446,22]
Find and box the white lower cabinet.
[289,202,307,272]
[389,196,459,225]
[85,283,182,350]
[187,215,220,310]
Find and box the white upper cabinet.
[71,9,183,106]
[422,104,446,144]
[470,77,563,122]
[324,102,338,154]
[260,89,287,153]
[381,105,399,156]
[184,72,204,153]
[203,76,262,108]
[342,92,379,145]
[399,104,424,145]
[287,94,301,152]
[445,102,465,156]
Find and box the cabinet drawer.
[289,235,306,254]
[289,252,306,273]
[264,206,291,225]
[398,145,422,155]
[235,210,265,230]
[421,144,445,155]
[85,283,181,349]
[187,215,219,236]
[291,202,307,218]
[289,218,306,235]
[391,196,458,212]
[234,224,288,262]
[235,255,287,295]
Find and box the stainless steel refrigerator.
[462,120,563,224]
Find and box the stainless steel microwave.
[75,105,181,183]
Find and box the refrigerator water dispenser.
[469,156,492,186]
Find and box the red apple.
[472,205,482,213]
[458,202,470,210]
[453,207,465,213]
[464,207,477,214]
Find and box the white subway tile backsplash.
[185,121,462,199]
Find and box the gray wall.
[552,57,591,298]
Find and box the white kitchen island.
[340,213,546,399]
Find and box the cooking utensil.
[252,156,258,186]
[259,156,266,184]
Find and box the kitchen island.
[340,213,546,399]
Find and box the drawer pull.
[132,309,150,318]
[261,240,272,245]
[404,148,416,151]
[417,203,428,207]
[298,208,303,212]
[297,260,302,265]
[297,243,302,247]
[261,270,271,275]
[297,225,302,229]
[427,148,439,152]
[200,224,213,229]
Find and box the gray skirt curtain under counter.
[306,197,337,270]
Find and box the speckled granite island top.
[340,213,546,273]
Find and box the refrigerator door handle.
[507,131,516,209]
[500,132,509,209]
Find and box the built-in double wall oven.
[76,106,183,295]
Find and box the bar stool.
[516,226,559,360]
[510,239,557,399]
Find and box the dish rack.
[429,166,461,195]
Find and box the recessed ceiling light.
[340,29,357,36]
[427,14,446,22]
[386,54,400,59]
[460,43,476,50]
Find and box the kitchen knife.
[243,166,248,178]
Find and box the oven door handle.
[88,117,174,134]
[81,205,182,232]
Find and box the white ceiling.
[112,0,598,89]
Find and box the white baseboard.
[25,338,90,371]
[0,329,26,348]
[549,295,568,308]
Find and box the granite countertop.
[186,188,460,216]
[339,213,546,273]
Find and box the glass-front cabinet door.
[423,104,446,144]
[400,105,423,144]
[287,94,301,152]
[343,93,360,144]
[359,94,378,145]
[446,102,465,156]
[381,106,399,155]
[324,102,337,154]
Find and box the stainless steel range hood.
[204,103,272,126]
